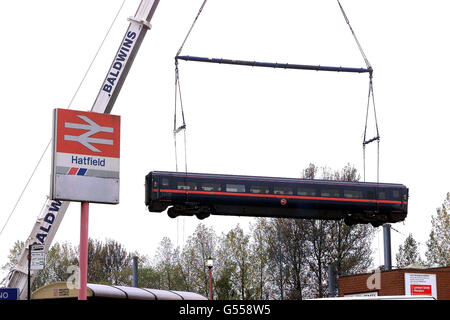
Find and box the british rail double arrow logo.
[64,115,114,153]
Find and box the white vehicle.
[3,0,160,300]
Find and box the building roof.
[339,265,450,278]
[31,282,207,300]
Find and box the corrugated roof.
[31,282,207,300]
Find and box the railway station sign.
[51,108,121,204]
[404,273,437,299]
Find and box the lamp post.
[206,256,213,300]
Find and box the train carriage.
[145,171,408,227]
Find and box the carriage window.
[274,186,293,195]
[226,184,245,193]
[162,178,169,187]
[250,185,270,194]
[177,181,197,191]
[201,183,222,192]
[343,190,363,199]
[321,189,340,197]
[366,191,375,199]
[378,191,386,200]
[297,188,316,196]
[392,190,400,200]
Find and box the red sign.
[410,285,432,296]
[55,109,120,158]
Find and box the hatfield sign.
[51,109,120,204]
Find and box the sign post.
[51,109,120,300]
[79,202,89,300]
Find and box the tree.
[325,164,374,277]
[103,239,132,285]
[304,219,329,298]
[214,263,236,300]
[426,193,450,266]
[261,218,288,300]
[215,230,238,300]
[155,237,176,289]
[250,219,271,299]
[138,266,161,289]
[86,238,108,284]
[180,244,197,292]
[326,221,374,276]
[33,242,78,290]
[1,240,24,273]
[180,223,217,297]
[276,219,309,300]
[219,225,254,299]
[396,234,424,268]
[300,164,329,298]
[154,237,186,290]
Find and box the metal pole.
[383,224,392,271]
[176,55,372,74]
[208,266,212,300]
[27,244,31,301]
[328,263,336,297]
[132,256,139,287]
[78,202,89,300]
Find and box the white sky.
[1,0,449,278]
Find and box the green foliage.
[180,224,217,296]
[219,225,254,299]
[426,193,450,267]
[138,266,161,288]
[1,240,24,272]
[214,265,236,299]
[33,242,78,290]
[250,219,271,299]
[85,238,132,285]
[396,234,424,268]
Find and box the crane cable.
[336,0,380,183]
[363,76,380,183]
[336,0,372,70]
[173,64,187,248]
[176,0,209,58]
[173,0,208,173]
[173,61,188,248]
[174,62,187,173]
[173,0,209,247]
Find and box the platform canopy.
[31,282,207,300]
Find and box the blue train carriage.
[145,171,408,227]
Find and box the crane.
[4,0,160,300]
